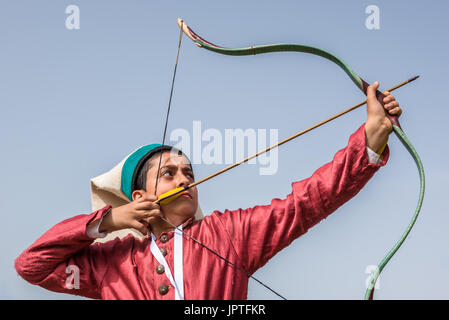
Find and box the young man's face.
[144,151,198,219]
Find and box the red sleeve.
[14,205,114,299]
[215,123,390,274]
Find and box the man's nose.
[176,174,190,187]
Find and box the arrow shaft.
[156,76,418,205]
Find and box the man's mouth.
[180,191,192,199]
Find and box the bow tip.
[176,17,199,44]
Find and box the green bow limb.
[177,18,425,300]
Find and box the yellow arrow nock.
[157,187,185,205]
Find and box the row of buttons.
[158,239,169,295]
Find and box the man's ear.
[132,189,145,201]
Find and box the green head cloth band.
[121,144,173,201]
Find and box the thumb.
[366,81,379,102]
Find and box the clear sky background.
[1,1,448,299]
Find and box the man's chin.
[167,203,197,219]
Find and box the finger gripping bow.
[177,18,425,300]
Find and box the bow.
[158,18,425,300]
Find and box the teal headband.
[121,144,172,201]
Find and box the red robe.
[15,124,388,300]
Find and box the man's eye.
[162,171,173,177]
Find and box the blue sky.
[1,1,448,299]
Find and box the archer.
[15,81,402,299]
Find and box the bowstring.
[154,20,184,195]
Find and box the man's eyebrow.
[182,166,194,174]
[159,164,177,171]
[159,164,193,171]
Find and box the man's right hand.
[99,194,162,235]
